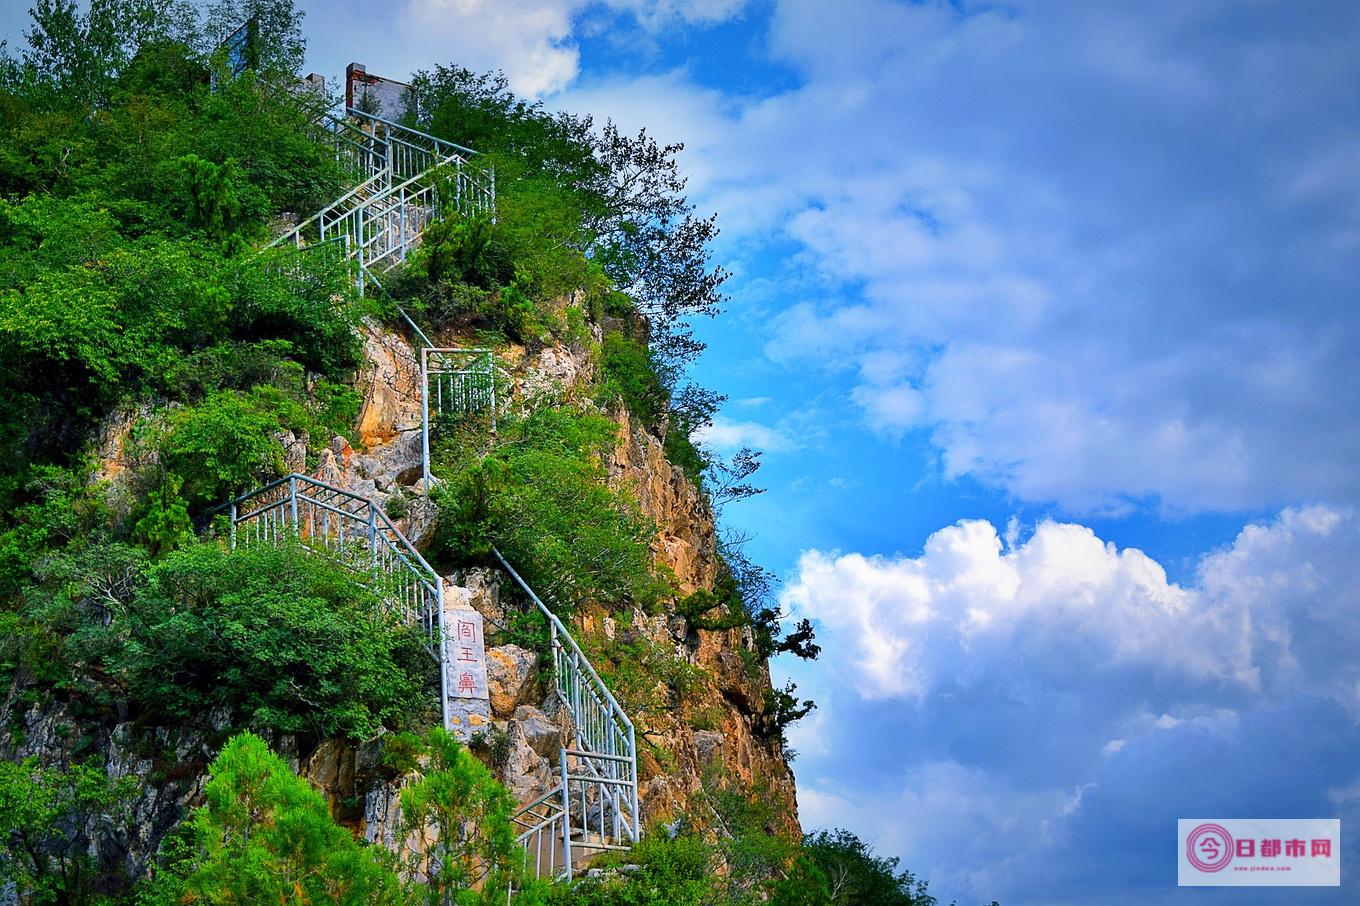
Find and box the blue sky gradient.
[3,1,1358,902]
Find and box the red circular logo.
[1186,824,1234,872]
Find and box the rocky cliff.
[0,309,800,886]
[338,312,801,838]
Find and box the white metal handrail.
[420,347,497,486]
[269,107,494,277]
[493,548,641,877]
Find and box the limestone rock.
[693,730,725,768]
[503,722,553,804]
[510,705,564,759]
[486,645,539,717]
[355,320,423,447]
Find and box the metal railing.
[493,549,640,878]
[420,347,497,486]
[245,101,640,878]
[273,107,495,282]
[223,474,450,728]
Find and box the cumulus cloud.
[391,0,582,96]
[783,507,1360,902]
[782,506,1358,705]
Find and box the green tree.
[131,473,193,556]
[792,830,941,906]
[0,756,137,905]
[768,854,833,906]
[543,834,714,906]
[174,153,250,244]
[141,732,406,905]
[409,66,726,330]
[398,729,519,905]
[17,0,196,105]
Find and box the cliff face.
[600,406,799,834]
[345,314,801,836]
[0,310,800,884]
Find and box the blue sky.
[5,1,1360,902]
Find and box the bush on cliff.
[431,406,665,612]
[65,541,435,739]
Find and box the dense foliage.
[0,756,137,905]
[0,0,359,514]
[431,406,664,612]
[15,539,434,739]
[140,732,406,905]
[104,542,434,738]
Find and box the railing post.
[368,505,378,570]
[628,723,639,840]
[229,502,237,550]
[421,348,432,491]
[559,752,573,880]
[486,350,497,433]
[288,475,299,538]
[549,622,559,690]
[437,579,450,733]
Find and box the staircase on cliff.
[217,105,639,880]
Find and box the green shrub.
[98,541,434,739]
[155,375,359,509]
[399,729,520,904]
[431,406,664,612]
[131,474,193,557]
[591,634,707,723]
[0,462,108,596]
[756,681,816,752]
[599,332,668,428]
[546,834,715,906]
[419,210,508,289]
[787,829,943,906]
[157,390,290,507]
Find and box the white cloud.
[783,507,1360,903]
[692,416,792,452]
[782,506,1356,705]
[298,0,752,99]
[601,0,747,29]
[394,0,582,96]
[555,0,1360,513]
